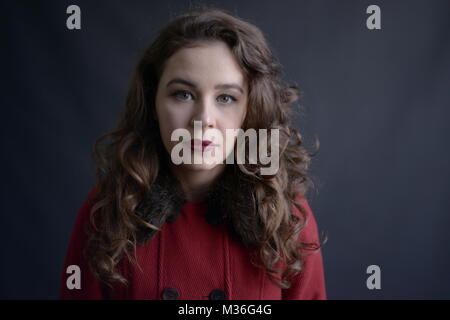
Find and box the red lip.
[190,139,217,151]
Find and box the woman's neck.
[169,163,226,202]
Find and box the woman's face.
[155,41,248,172]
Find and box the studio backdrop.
[2,0,450,299]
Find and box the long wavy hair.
[86,7,324,290]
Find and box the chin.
[178,162,224,172]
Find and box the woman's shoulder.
[81,186,99,213]
[71,186,99,232]
[291,193,321,244]
[291,192,310,217]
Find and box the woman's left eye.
[217,94,237,104]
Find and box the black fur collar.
[134,162,259,247]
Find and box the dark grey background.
[2,0,449,299]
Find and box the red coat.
[59,187,326,300]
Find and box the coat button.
[209,289,228,300]
[161,287,179,300]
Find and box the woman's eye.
[217,94,237,104]
[172,90,193,101]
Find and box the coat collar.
[135,162,256,245]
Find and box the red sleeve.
[282,194,327,300]
[59,187,106,299]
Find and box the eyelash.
[170,90,237,104]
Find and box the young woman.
[60,8,326,300]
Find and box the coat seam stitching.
[224,227,232,299]
[158,231,163,299]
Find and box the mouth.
[190,139,218,151]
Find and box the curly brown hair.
[86,6,324,290]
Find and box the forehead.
[160,41,246,88]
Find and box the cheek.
[241,106,247,125]
[231,102,247,128]
[224,108,247,129]
[156,104,177,150]
[156,103,189,136]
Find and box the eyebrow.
[166,78,244,94]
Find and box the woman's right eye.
[171,90,193,101]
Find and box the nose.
[189,96,215,130]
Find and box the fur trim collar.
[134,163,258,246]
